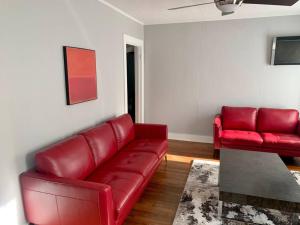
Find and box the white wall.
[0,0,143,224]
[145,15,300,141]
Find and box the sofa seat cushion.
[261,133,300,150]
[86,170,143,220]
[123,139,167,159]
[221,130,263,146]
[99,151,158,177]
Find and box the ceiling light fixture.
[214,0,244,16]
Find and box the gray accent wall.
[145,15,300,138]
[0,0,143,224]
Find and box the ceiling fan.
[168,0,299,16]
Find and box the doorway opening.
[126,44,136,122]
[123,34,144,123]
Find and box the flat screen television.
[271,36,300,65]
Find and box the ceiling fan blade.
[168,2,215,10]
[222,11,234,16]
[243,0,299,6]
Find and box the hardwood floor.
[124,140,300,225]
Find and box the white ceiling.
[103,0,300,25]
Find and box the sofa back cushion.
[108,114,135,150]
[35,135,95,179]
[80,123,117,167]
[257,108,299,133]
[222,106,258,131]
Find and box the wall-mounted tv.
[271,36,300,65]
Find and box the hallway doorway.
[123,34,144,123]
[126,44,136,121]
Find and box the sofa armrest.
[20,171,115,225]
[134,123,168,140]
[214,114,222,149]
[298,120,300,136]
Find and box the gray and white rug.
[173,160,300,225]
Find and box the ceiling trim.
[97,0,144,25]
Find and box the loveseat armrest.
[298,120,300,136]
[134,123,168,140]
[214,114,222,150]
[20,171,115,225]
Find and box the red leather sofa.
[214,106,300,157]
[20,114,168,225]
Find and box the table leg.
[218,200,223,219]
[291,213,299,225]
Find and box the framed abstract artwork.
[63,46,97,105]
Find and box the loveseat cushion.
[257,108,299,134]
[221,130,263,147]
[35,135,95,179]
[222,106,257,131]
[123,139,167,159]
[80,123,117,167]
[108,114,135,150]
[98,151,158,177]
[86,169,143,220]
[261,133,300,150]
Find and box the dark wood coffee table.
[219,149,300,214]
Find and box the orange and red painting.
[63,46,97,105]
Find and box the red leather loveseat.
[214,106,300,157]
[20,114,168,225]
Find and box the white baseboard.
[168,132,213,144]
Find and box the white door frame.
[123,34,144,123]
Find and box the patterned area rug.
[172,160,300,225]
